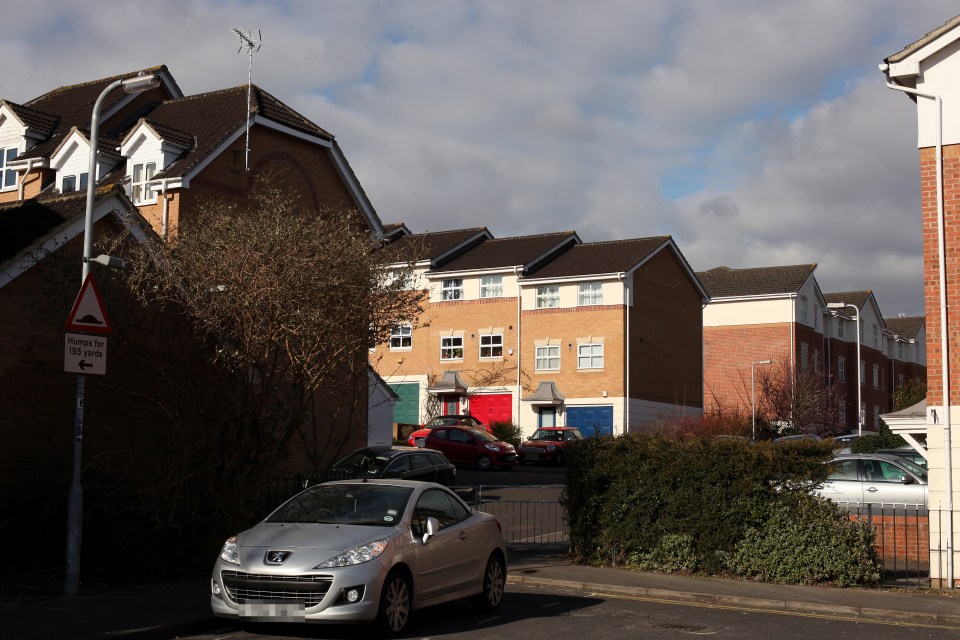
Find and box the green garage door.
[389,383,420,425]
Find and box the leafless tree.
[754,353,846,437]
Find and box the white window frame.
[839,402,847,424]
[440,336,463,360]
[577,343,603,369]
[860,360,865,386]
[441,279,463,301]
[61,172,89,194]
[389,325,412,350]
[873,364,879,389]
[578,281,603,306]
[131,161,157,204]
[838,356,846,382]
[535,345,560,371]
[800,342,809,370]
[838,319,845,338]
[479,333,503,359]
[480,275,503,298]
[536,285,559,309]
[872,325,878,348]
[1,145,19,190]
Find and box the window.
[440,336,463,360]
[872,364,879,388]
[577,343,603,369]
[479,334,503,358]
[813,304,819,329]
[897,341,904,359]
[838,357,846,382]
[388,269,414,290]
[1,146,18,189]
[536,285,559,309]
[873,405,881,429]
[389,325,412,350]
[535,345,560,371]
[839,402,847,424]
[800,342,809,370]
[838,319,845,338]
[578,282,603,306]
[414,489,469,531]
[131,161,156,203]
[872,325,878,348]
[539,407,557,427]
[801,298,808,323]
[898,373,905,388]
[441,279,463,301]
[860,360,865,385]
[61,172,88,193]
[480,275,503,298]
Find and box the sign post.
[64,272,111,596]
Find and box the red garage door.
[468,393,513,427]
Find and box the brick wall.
[703,323,792,415]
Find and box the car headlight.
[485,443,500,452]
[546,445,556,451]
[220,535,240,565]
[316,539,389,568]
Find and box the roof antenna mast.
[232,28,261,171]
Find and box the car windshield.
[531,429,582,441]
[332,450,392,474]
[266,484,414,526]
[470,428,497,442]
[426,416,480,428]
[895,458,928,482]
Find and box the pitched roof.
[885,15,960,64]
[822,290,871,311]
[884,315,925,339]
[696,264,816,298]
[526,236,669,278]
[0,100,59,137]
[433,231,578,274]
[0,192,87,263]
[380,227,490,264]
[138,84,333,181]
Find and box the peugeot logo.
[265,550,292,565]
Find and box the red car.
[518,427,584,465]
[421,426,518,471]
[407,414,486,447]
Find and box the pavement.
[2,544,959,639]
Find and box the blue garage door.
[566,406,613,437]
[388,383,420,425]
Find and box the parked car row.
[816,453,928,508]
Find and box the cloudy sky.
[4,1,957,317]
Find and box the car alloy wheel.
[477,455,492,471]
[378,569,411,636]
[472,553,505,611]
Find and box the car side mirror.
[900,475,914,485]
[422,516,440,544]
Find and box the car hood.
[238,522,397,551]
[522,440,559,447]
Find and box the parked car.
[330,446,457,485]
[211,479,507,635]
[772,434,822,444]
[876,446,928,469]
[407,415,486,446]
[421,426,518,470]
[816,453,928,508]
[518,427,583,464]
[831,430,879,454]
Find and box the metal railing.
[836,502,932,587]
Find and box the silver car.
[210,479,507,635]
[817,453,928,508]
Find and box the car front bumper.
[210,557,389,623]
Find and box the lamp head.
[121,73,161,94]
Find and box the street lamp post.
[64,72,160,597]
[752,359,772,440]
[828,302,862,436]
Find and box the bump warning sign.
[66,274,112,335]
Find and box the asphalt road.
[179,584,960,640]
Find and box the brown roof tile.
[822,290,871,312]
[884,315,925,339]
[527,236,669,278]
[0,192,87,262]
[434,231,578,273]
[697,264,817,298]
[381,227,490,264]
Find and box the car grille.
[221,570,334,607]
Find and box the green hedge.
[561,433,880,586]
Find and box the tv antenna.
[232,28,262,171]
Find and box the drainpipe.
[515,266,522,428]
[619,272,629,434]
[17,158,38,200]
[884,73,953,588]
[156,179,172,238]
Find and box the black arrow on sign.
[78,360,93,370]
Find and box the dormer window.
[61,172,88,193]
[1,146,18,189]
[131,162,157,203]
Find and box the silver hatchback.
[210,479,507,636]
[817,453,928,508]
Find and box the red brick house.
[372,227,707,437]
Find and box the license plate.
[240,601,306,620]
[525,452,540,460]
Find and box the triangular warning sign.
[66,273,112,335]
